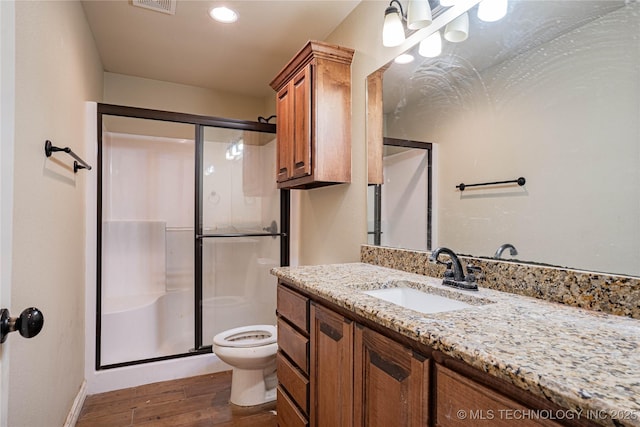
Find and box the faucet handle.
[442,261,455,279]
[465,264,482,282]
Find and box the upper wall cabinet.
[270,40,355,189]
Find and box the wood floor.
[76,371,277,427]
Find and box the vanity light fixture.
[444,11,469,42]
[407,0,433,30]
[477,0,508,22]
[418,30,442,57]
[382,0,407,47]
[383,0,435,46]
[209,6,238,23]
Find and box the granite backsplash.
[361,244,640,319]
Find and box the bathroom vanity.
[273,262,640,427]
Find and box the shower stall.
[96,104,288,370]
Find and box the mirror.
[368,0,640,277]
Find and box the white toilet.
[212,324,278,406]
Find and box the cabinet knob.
[0,307,44,343]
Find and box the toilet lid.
[213,324,277,348]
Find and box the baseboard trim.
[64,380,87,427]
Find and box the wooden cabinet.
[276,284,310,426]
[310,303,354,427]
[270,40,354,189]
[277,280,594,427]
[275,65,311,183]
[435,365,560,427]
[354,325,430,427]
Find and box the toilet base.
[229,368,277,406]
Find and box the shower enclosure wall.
[96,104,288,372]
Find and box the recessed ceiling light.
[209,6,238,23]
[394,53,415,64]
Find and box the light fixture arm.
[386,0,406,21]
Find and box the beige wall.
[292,1,403,265]
[2,3,455,423]
[0,1,16,425]
[104,72,269,122]
[101,9,391,266]
[100,2,418,267]
[11,1,103,425]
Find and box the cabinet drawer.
[436,365,561,427]
[278,318,309,374]
[277,387,308,427]
[277,285,309,333]
[277,352,308,415]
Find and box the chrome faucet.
[494,243,518,259]
[429,247,480,291]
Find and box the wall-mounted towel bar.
[44,140,92,173]
[456,177,526,191]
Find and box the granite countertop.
[271,263,640,427]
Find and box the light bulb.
[407,0,432,30]
[419,31,442,58]
[383,6,405,47]
[444,12,469,43]
[478,0,508,22]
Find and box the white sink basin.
[363,287,474,314]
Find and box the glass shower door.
[198,127,282,348]
[97,104,287,368]
[99,115,196,367]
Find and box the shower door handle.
[262,221,278,237]
[0,307,44,344]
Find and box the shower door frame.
[368,137,433,250]
[95,103,290,370]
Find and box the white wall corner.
[63,380,87,427]
[84,101,98,390]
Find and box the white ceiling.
[81,0,361,98]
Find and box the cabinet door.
[354,325,429,427]
[276,83,293,182]
[291,64,312,179]
[435,365,561,427]
[310,303,353,427]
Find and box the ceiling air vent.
[132,0,176,15]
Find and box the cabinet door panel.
[276,84,293,182]
[278,318,309,374]
[277,352,309,415]
[277,284,309,333]
[354,325,429,427]
[310,303,353,427]
[435,365,561,427]
[292,64,312,179]
[277,387,308,427]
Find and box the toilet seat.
[213,324,276,348]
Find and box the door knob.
[0,307,44,343]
